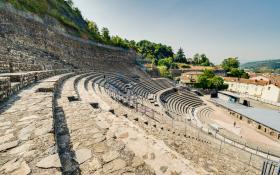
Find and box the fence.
[261,161,280,175]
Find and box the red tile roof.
[224,77,269,86]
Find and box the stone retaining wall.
[0,77,11,101]
[0,5,136,72]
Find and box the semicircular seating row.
[160,88,204,116]
[196,106,214,124]
[78,71,205,119]
[87,71,173,98]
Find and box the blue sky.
[73,0,280,64]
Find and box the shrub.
[157,66,171,78]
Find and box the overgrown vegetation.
[196,69,227,90]
[221,57,249,78]
[193,53,213,66]
[157,66,171,78]
[6,0,86,34]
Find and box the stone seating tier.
[0,69,70,103]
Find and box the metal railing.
[261,161,280,175]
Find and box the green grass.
[48,9,80,32]
[6,0,84,34]
[7,0,48,14]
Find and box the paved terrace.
[0,73,72,175]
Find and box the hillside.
[241,59,280,72]
[4,0,90,36]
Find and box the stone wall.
[0,4,136,73]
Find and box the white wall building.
[224,77,280,104]
[261,84,280,103]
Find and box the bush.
[196,70,227,90]
[157,66,171,78]
[157,57,173,68]
[176,63,190,69]
[17,0,48,14]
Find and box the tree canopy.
[193,54,213,66]
[221,57,249,78]
[174,48,187,63]
[101,27,111,44]
[196,70,227,90]
[136,40,174,64]
[221,57,240,71]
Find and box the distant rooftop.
[224,77,269,86]
[211,98,280,132]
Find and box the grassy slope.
[6,0,90,37]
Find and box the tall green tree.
[87,20,101,41]
[111,35,129,48]
[101,27,111,44]
[174,48,187,63]
[193,53,200,65]
[221,57,240,71]
[193,53,212,66]
[66,0,73,8]
[221,57,249,78]
[200,54,211,66]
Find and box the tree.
[203,69,215,78]
[193,53,212,66]
[157,57,173,68]
[196,69,226,90]
[222,57,240,72]
[229,68,242,77]
[111,35,129,48]
[209,76,224,89]
[228,68,249,78]
[200,54,211,66]
[128,40,137,50]
[193,53,200,65]
[157,66,171,78]
[174,48,187,63]
[197,75,209,89]
[87,20,101,41]
[101,27,111,44]
[66,0,74,8]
